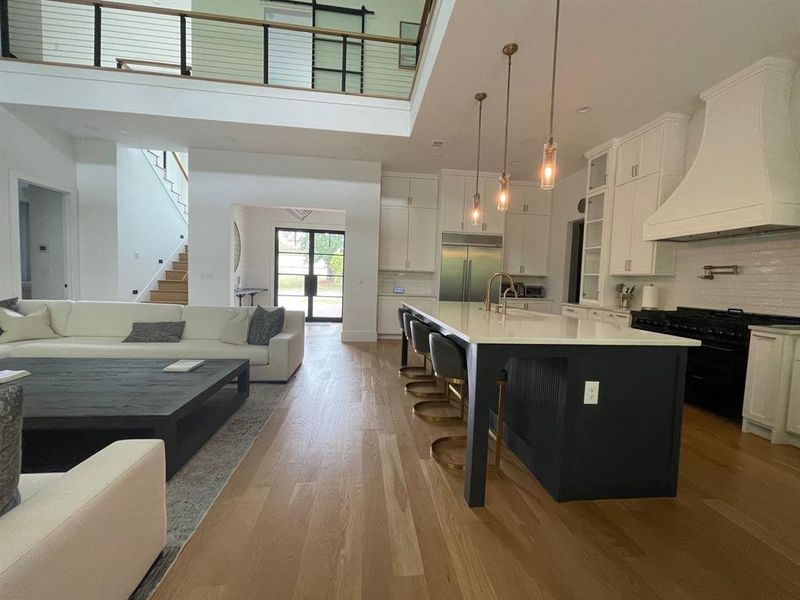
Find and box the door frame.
[8,172,79,299]
[273,227,345,323]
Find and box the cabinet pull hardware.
[631,165,635,178]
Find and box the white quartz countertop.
[403,301,701,346]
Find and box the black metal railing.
[0,0,435,100]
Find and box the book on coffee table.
[163,360,205,373]
[0,369,31,384]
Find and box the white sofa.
[0,300,305,381]
[0,440,166,600]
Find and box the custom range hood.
[644,57,800,241]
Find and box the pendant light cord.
[547,0,561,143]
[502,54,512,173]
[475,97,484,196]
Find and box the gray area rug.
[132,383,286,600]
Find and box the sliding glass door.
[275,228,345,322]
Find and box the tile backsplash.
[617,231,800,316]
[378,271,436,297]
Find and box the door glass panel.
[278,253,310,274]
[278,295,309,316]
[314,232,344,254]
[316,276,343,296]
[277,274,305,296]
[312,297,342,319]
[278,230,311,253]
[312,255,344,276]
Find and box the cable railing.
[1,0,435,100]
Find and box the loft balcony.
[0,0,447,136]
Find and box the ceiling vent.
[431,140,445,148]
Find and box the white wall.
[546,169,586,310]
[116,146,188,300]
[76,140,118,300]
[0,106,78,299]
[25,185,66,299]
[188,149,380,341]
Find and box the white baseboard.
[340,330,378,343]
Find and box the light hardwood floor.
[152,324,800,600]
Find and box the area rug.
[131,383,286,599]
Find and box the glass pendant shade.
[470,193,482,225]
[496,175,510,211]
[540,142,558,190]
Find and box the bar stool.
[428,332,508,471]
[397,309,427,380]
[409,321,466,423]
[405,319,447,400]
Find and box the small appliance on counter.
[501,282,526,298]
[524,285,545,298]
[641,284,659,310]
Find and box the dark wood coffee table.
[0,358,249,478]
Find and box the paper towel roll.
[642,284,659,310]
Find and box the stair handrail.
[171,151,188,182]
[47,0,415,46]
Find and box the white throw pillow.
[219,310,250,345]
[0,306,59,343]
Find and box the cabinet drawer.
[604,312,631,326]
[588,309,605,322]
[561,305,588,319]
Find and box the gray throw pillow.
[247,306,285,345]
[0,297,18,335]
[0,385,23,518]
[123,321,186,343]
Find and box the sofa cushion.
[219,310,250,345]
[16,300,74,336]
[0,306,59,344]
[18,473,63,502]
[123,321,186,343]
[64,302,183,337]
[0,386,23,518]
[0,298,18,311]
[182,306,253,340]
[248,306,285,346]
[9,337,269,365]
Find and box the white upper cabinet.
[442,174,466,232]
[507,184,552,216]
[615,123,665,185]
[480,176,506,234]
[379,174,438,272]
[503,184,551,275]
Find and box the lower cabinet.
[377,296,434,335]
[561,305,588,319]
[742,328,800,447]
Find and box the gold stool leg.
[413,379,462,422]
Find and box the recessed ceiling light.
[223,135,236,143]
[576,105,593,114]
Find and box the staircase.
[146,245,189,305]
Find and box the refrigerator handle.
[466,259,473,302]
[461,259,468,301]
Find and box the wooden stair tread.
[148,244,190,305]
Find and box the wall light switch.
[584,381,599,405]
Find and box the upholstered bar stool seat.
[398,309,429,380]
[405,319,447,401]
[428,332,508,471]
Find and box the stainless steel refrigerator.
[438,233,503,302]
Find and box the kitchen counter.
[402,301,697,508]
[404,301,699,346]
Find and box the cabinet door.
[628,173,659,275]
[787,353,800,435]
[525,186,552,215]
[503,216,524,274]
[743,332,783,427]
[381,176,410,207]
[616,137,640,186]
[377,296,403,334]
[378,205,409,270]
[409,178,438,208]
[441,174,466,232]
[561,305,588,319]
[481,177,506,234]
[407,207,437,271]
[638,125,664,179]
[508,184,527,214]
[608,181,634,274]
[588,309,605,322]
[521,214,549,275]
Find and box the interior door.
[265,6,313,89]
[608,180,634,274]
[275,228,345,322]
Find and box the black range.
[631,307,800,421]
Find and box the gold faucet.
[484,272,516,312]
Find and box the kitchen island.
[402,301,701,507]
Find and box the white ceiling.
[8,0,800,179]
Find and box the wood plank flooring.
[152,324,800,600]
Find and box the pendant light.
[497,43,518,212]
[540,0,561,190]
[471,92,487,225]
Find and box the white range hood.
[644,57,800,241]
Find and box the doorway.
[274,228,345,322]
[566,218,585,304]
[18,182,68,300]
